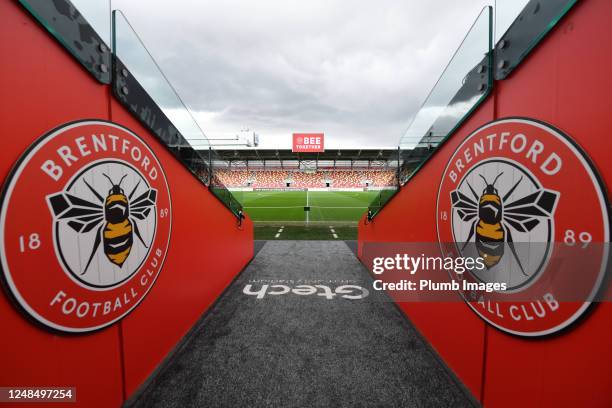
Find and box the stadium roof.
[201,149,399,161]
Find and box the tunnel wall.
[0,1,253,406]
[358,0,612,406]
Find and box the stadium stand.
[251,170,287,188]
[214,170,250,187]
[208,149,401,189]
[291,172,322,188]
[215,169,396,188]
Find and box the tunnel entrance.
[130,241,476,407]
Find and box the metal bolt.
[121,86,129,95]
[497,60,507,70]
[499,39,508,49]
[99,63,108,73]
[476,65,485,74]
[98,43,108,53]
[121,68,129,77]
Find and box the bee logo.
[451,171,559,275]
[101,174,134,268]
[437,118,609,337]
[47,168,157,278]
[0,120,171,332]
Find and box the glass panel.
[368,6,492,220]
[367,187,400,220]
[72,0,111,45]
[398,6,492,152]
[18,0,111,83]
[178,147,211,186]
[494,0,579,79]
[20,0,111,44]
[209,149,244,216]
[113,10,243,218]
[495,0,529,42]
[112,10,210,148]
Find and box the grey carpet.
[344,240,358,257]
[254,240,267,257]
[131,241,476,408]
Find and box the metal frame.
[17,0,242,219]
[495,0,580,80]
[369,7,494,221]
[18,0,111,84]
[368,0,580,220]
[112,57,187,151]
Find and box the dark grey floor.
[131,241,476,408]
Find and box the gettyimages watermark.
[361,242,611,302]
[363,242,611,336]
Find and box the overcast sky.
[106,0,502,149]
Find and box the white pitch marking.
[243,206,306,209]
[329,226,338,239]
[275,233,280,238]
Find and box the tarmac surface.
[130,240,477,408]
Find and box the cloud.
[110,0,493,149]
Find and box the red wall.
[0,1,253,406]
[359,0,612,406]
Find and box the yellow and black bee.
[451,172,558,275]
[47,173,157,275]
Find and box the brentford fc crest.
[0,120,172,333]
[437,118,609,337]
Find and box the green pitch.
[231,190,391,239]
[233,190,379,223]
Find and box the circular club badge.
[437,118,609,337]
[0,120,172,333]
